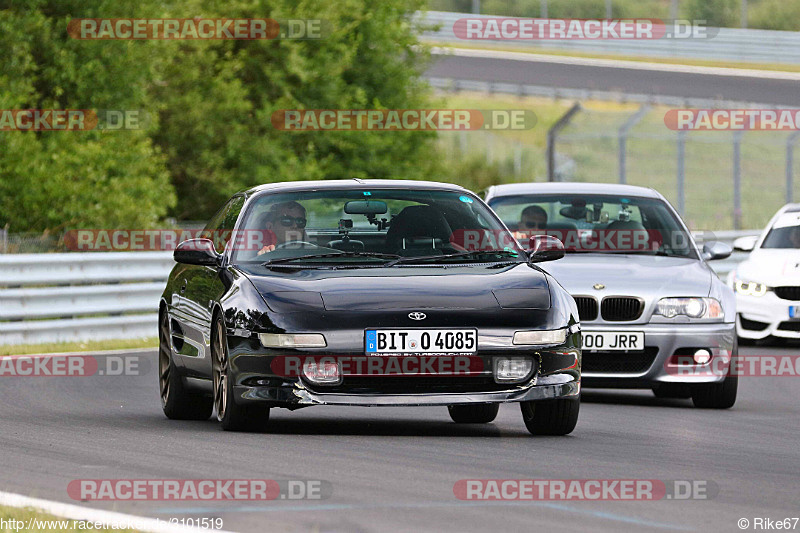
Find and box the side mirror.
[174,238,220,266]
[528,235,565,263]
[732,235,758,252]
[702,241,733,261]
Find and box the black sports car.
[159,180,581,434]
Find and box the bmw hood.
[238,264,552,312]
[540,254,714,297]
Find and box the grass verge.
[0,338,158,356]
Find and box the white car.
[729,204,800,340]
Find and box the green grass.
[0,338,157,356]
[437,91,796,230]
[0,505,140,532]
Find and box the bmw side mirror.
[702,241,732,261]
[174,238,221,266]
[527,235,565,263]
[732,235,758,252]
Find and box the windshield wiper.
[387,249,523,266]
[262,251,400,266]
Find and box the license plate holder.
[365,329,478,355]
[582,331,645,352]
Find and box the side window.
[201,196,246,253]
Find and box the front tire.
[159,310,212,420]
[691,375,738,409]
[520,396,579,435]
[212,318,270,431]
[448,403,499,424]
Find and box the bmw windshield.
[230,188,526,265]
[488,194,698,259]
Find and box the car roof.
[487,182,661,199]
[243,179,468,196]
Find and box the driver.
[519,205,548,231]
[256,201,307,255]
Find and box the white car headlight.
[259,333,327,348]
[734,279,768,297]
[512,328,568,346]
[655,298,723,320]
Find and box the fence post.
[0,229,6,254]
[787,131,800,204]
[540,0,548,18]
[677,130,686,216]
[605,0,612,18]
[547,102,582,182]
[733,131,744,230]
[472,0,480,14]
[514,143,522,178]
[618,105,650,184]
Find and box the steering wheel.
[274,240,319,250]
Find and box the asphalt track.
[426,51,800,106]
[1,345,798,532]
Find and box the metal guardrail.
[0,234,757,345]
[0,252,173,345]
[419,11,800,65]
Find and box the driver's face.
[268,206,306,244]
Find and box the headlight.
[259,333,327,348]
[655,298,723,320]
[512,328,568,346]
[734,279,768,297]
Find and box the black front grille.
[774,286,800,301]
[574,297,599,321]
[739,315,769,331]
[582,347,659,374]
[778,321,800,332]
[601,297,644,321]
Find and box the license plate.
[583,331,645,352]
[790,306,800,319]
[365,329,477,355]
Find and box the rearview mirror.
[174,238,220,266]
[702,241,733,261]
[732,235,758,252]
[528,235,565,263]
[344,200,388,215]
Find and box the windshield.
[488,193,697,259]
[230,188,525,265]
[761,212,800,249]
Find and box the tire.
[691,375,738,409]
[652,384,692,399]
[212,317,270,432]
[520,396,580,436]
[448,403,500,424]
[159,310,213,420]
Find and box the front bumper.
[736,291,800,339]
[580,322,736,388]
[235,374,579,407]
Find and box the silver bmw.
[485,182,738,408]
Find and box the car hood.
[237,263,551,311]
[735,249,800,285]
[540,253,713,297]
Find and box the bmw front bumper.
[736,291,800,339]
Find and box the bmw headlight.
[655,298,724,320]
[734,279,769,297]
